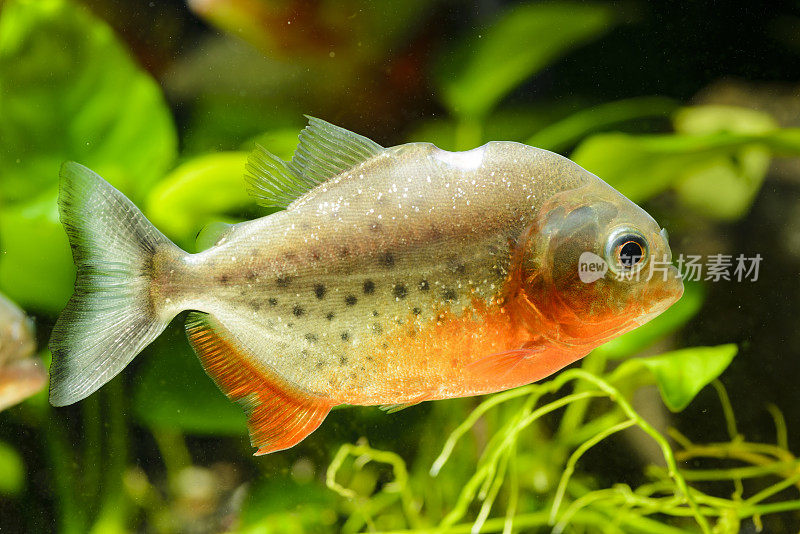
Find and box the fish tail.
[49,162,186,406]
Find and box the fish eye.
[605,229,648,272]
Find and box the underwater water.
[2,0,800,532]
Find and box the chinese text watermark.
[578,253,762,283]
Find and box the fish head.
[515,179,684,348]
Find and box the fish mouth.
[635,265,684,326]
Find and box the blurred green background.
[2,0,800,532]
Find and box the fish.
[0,293,47,412]
[49,117,684,454]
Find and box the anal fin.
[185,312,333,455]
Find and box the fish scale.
[49,117,683,455]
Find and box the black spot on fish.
[310,249,321,261]
[339,246,350,258]
[363,280,375,294]
[379,252,395,268]
[345,295,357,306]
[341,332,350,341]
[419,280,430,291]
[219,274,230,285]
[366,355,374,362]
[293,305,305,317]
[287,322,294,328]
[372,323,383,334]
[305,333,318,343]
[245,271,257,281]
[448,259,466,275]
[442,288,457,301]
[314,283,326,299]
[325,312,335,321]
[393,284,407,299]
[339,355,348,366]
[412,307,421,315]
[372,310,380,317]
[316,360,325,368]
[268,297,278,307]
[381,342,389,350]
[276,275,293,287]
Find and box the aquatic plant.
[326,342,800,533]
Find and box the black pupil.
[619,241,643,267]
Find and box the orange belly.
[329,295,587,406]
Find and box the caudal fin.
[49,162,184,406]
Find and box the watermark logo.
[578,252,608,283]
[577,252,763,283]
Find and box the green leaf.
[526,96,678,152]
[0,441,25,495]
[672,106,776,220]
[593,282,705,360]
[571,107,800,216]
[436,2,615,119]
[144,152,253,250]
[0,0,177,203]
[613,344,738,412]
[132,324,247,436]
[0,191,74,312]
[0,0,178,312]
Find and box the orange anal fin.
[185,312,333,455]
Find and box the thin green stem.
[561,369,712,534]
[549,419,636,524]
[711,380,738,440]
[767,404,788,451]
[430,386,535,476]
[501,446,518,534]
[556,351,607,443]
[742,471,800,507]
[90,379,129,533]
[439,390,604,529]
[82,394,102,514]
[44,407,85,534]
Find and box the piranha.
[0,293,47,412]
[49,117,683,454]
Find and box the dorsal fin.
[244,116,383,208]
[244,144,316,209]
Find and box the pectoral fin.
[379,393,431,414]
[465,345,546,379]
[185,312,333,455]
